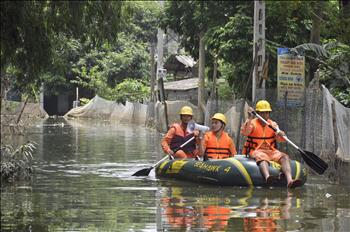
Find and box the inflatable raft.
[156,155,307,187]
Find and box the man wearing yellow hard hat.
[241,100,301,188]
[200,113,237,160]
[161,106,201,159]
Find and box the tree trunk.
[198,31,206,123]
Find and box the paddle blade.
[299,149,328,175]
[132,167,153,176]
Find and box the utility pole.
[157,1,164,74]
[156,29,164,74]
[252,0,266,102]
[150,42,156,102]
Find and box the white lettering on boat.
[194,162,221,172]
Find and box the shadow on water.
[1,117,349,231]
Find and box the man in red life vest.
[200,113,237,160]
[161,106,201,159]
[241,100,301,188]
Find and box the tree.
[68,2,160,102]
[1,1,129,93]
[71,33,151,99]
[206,3,253,97]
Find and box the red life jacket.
[243,118,277,156]
[169,123,196,153]
[205,131,232,159]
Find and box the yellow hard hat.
[255,100,272,112]
[211,113,227,125]
[179,106,193,116]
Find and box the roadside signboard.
[277,48,305,106]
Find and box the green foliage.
[331,87,350,107]
[74,78,150,103]
[1,141,37,182]
[162,1,253,99]
[39,2,158,98]
[1,1,129,93]
[3,1,347,105]
[163,1,348,103]
[319,42,350,107]
[217,81,235,100]
[70,33,151,97]
[218,62,245,98]
[265,1,312,47]
[41,34,83,95]
[162,1,244,57]
[112,79,150,103]
[124,1,161,43]
[206,6,253,96]
[319,42,350,85]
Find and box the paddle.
[251,111,328,174]
[132,136,195,176]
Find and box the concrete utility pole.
[150,42,156,102]
[198,32,206,123]
[252,0,266,102]
[157,1,164,73]
[157,29,164,73]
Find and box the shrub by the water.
[1,141,37,182]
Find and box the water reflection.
[161,186,232,231]
[158,183,304,231]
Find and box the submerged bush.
[1,141,37,182]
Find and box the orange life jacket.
[205,131,233,159]
[169,123,196,153]
[243,118,277,156]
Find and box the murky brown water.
[1,117,349,231]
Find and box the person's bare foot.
[265,175,277,185]
[287,179,302,188]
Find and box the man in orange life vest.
[200,113,237,160]
[161,106,201,159]
[241,100,301,188]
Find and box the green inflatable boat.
[155,155,307,187]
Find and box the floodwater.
[1,117,349,232]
